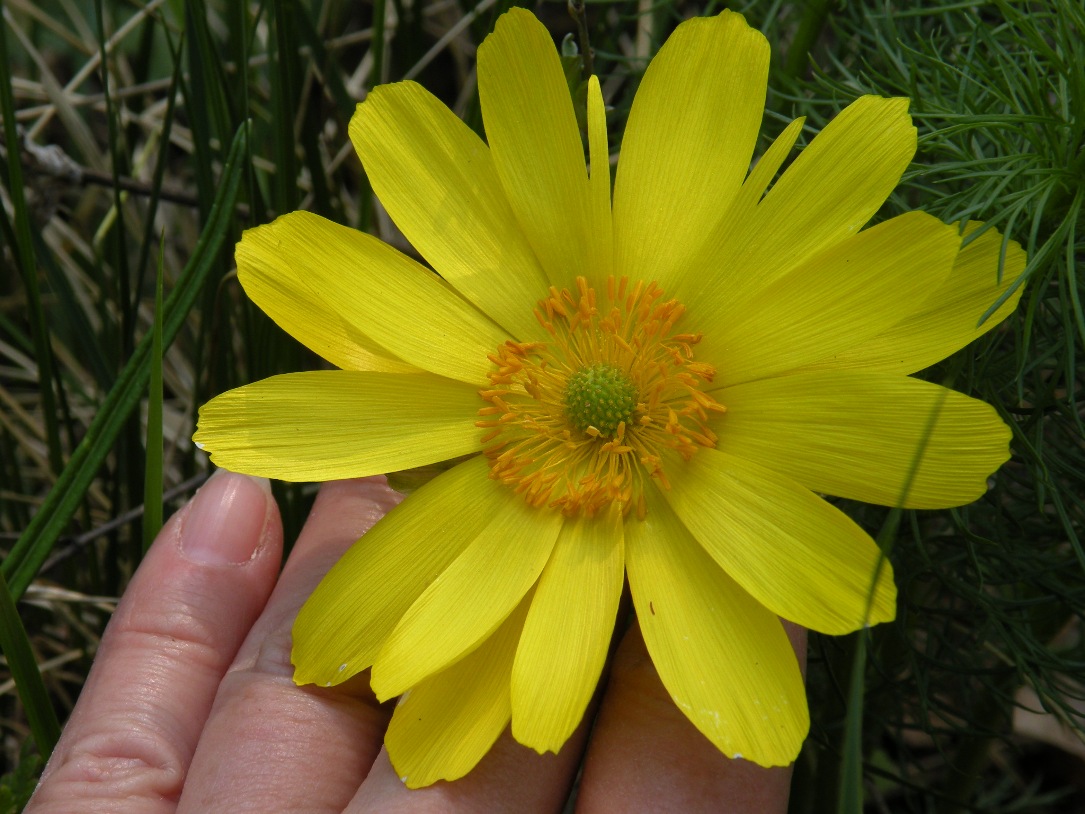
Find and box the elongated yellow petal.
[350,82,548,341]
[238,233,417,373]
[614,10,768,292]
[292,457,501,687]
[700,211,959,386]
[586,74,614,291]
[738,117,807,207]
[194,371,480,481]
[661,448,896,635]
[511,506,623,753]
[805,223,1027,373]
[672,117,802,312]
[371,493,563,699]
[756,93,915,244]
[719,370,1011,509]
[625,489,808,767]
[385,590,532,788]
[236,211,508,385]
[673,116,804,308]
[691,95,916,311]
[477,8,605,288]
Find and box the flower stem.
[567,0,594,79]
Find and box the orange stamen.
[476,275,723,518]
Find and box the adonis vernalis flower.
[194,8,1024,787]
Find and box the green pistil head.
[564,363,638,437]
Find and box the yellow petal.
[672,116,803,309]
[805,223,1027,373]
[625,489,808,766]
[586,74,614,291]
[690,95,916,312]
[350,82,548,341]
[737,116,807,208]
[237,230,418,373]
[511,506,624,753]
[385,590,532,789]
[719,370,1011,509]
[193,371,480,481]
[613,11,769,291]
[292,457,500,687]
[371,492,563,699]
[700,211,959,386]
[236,211,508,385]
[477,9,605,288]
[661,448,896,635]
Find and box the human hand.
[27,469,803,813]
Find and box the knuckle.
[110,580,225,654]
[31,729,185,809]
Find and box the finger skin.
[27,471,283,814]
[347,724,587,814]
[177,477,403,814]
[576,622,807,814]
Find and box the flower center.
[564,363,637,437]
[477,276,725,518]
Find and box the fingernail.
[180,469,272,565]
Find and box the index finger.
[176,477,402,812]
[28,471,283,814]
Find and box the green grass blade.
[269,0,302,214]
[93,0,133,349]
[142,238,165,551]
[296,9,358,121]
[0,567,61,757]
[783,0,833,79]
[37,231,114,391]
[0,0,64,476]
[836,388,946,814]
[181,0,235,215]
[134,34,184,301]
[836,629,867,814]
[2,122,250,600]
[370,0,388,89]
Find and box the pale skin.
[27,469,805,813]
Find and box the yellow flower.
[194,9,1024,787]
